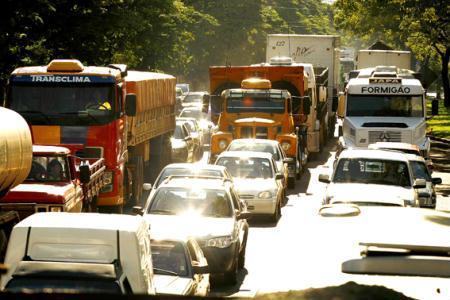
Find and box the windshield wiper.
[60,111,100,124]
[150,209,176,215]
[153,268,178,276]
[18,110,51,124]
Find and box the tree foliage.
[0,0,333,94]
[334,0,450,106]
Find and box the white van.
[1,213,155,294]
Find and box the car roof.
[177,117,198,123]
[404,153,426,162]
[162,163,227,172]
[217,151,274,160]
[15,212,146,232]
[229,139,280,146]
[185,91,208,95]
[181,107,202,112]
[158,177,230,190]
[339,149,409,162]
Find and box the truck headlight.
[258,191,273,199]
[281,142,291,151]
[219,140,228,150]
[49,206,63,212]
[206,236,233,248]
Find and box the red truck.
[0,145,105,220]
[4,59,176,213]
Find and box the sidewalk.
[430,138,450,211]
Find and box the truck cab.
[337,66,429,158]
[210,78,300,186]
[0,145,105,219]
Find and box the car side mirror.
[132,206,144,216]
[318,174,330,183]
[125,94,137,116]
[283,157,294,163]
[143,183,152,191]
[432,177,442,185]
[192,261,209,274]
[237,211,251,220]
[276,173,284,180]
[413,178,427,188]
[79,164,91,184]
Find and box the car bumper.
[246,198,277,215]
[198,242,238,274]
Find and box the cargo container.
[356,50,411,70]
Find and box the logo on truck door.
[379,132,391,142]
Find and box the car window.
[228,142,280,161]
[151,241,188,277]
[155,168,223,188]
[149,187,233,217]
[333,158,411,187]
[410,161,431,181]
[216,157,274,179]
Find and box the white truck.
[1,213,155,294]
[357,50,411,70]
[266,34,340,139]
[337,66,430,158]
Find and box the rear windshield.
[6,277,121,294]
[155,168,223,187]
[228,142,280,161]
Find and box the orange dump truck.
[209,65,311,187]
[5,60,175,213]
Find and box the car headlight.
[49,206,63,212]
[258,191,273,199]
[219,140,228,150]
[206,236,233,248]
[281,142,291,151]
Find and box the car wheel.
[238,237,247,269]
[224,255,238,285]
[287,176,296,189]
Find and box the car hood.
[233,178,278,194]
[154,274,192,295]
[146,215,235,239]
[1,182,74,204]
[327,183,413,206]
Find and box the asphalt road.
[205,138,450,298]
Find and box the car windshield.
[216,157,273,179]
[183,94,203,103]
[155,168,223,187]
[179,109,205,120]
[26,156,69,182]
[347,94,423,117]
[152,241,188,277]
[333,158,411,187]
[149,187,232,217]
[226,91,285,113]
[5,277,122,294]
[9,83,115,125]
[228,142,280,161]
[410,161,431,181]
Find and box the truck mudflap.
[0,211,20,261]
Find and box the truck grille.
[368,131,402,143]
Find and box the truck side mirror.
[125,94,137,117]
[337,94,346,118]
[303,96,311,115]
[79,164,91,184]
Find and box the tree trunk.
[442,47,450,107]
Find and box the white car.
[319,149,427,207]
[215,151,284,221]
[226,139,291,192]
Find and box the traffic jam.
[0,34,449,298]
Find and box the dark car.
[172,122,195,163]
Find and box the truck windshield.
[347,94,423,117]
[226,92,285,113]
[27,156,69,182]
[8,83,116,125]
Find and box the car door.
[230,188,248,253]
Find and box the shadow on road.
[210,268,249,297]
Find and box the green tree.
[334,0,450,106]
